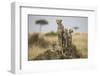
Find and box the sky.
[28,15,88,33]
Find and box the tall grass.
[28,32,88,60]
[45,31,57,36]
[72,32,88,58]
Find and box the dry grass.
[72,32,88,58]
[28,45,48,60]
[28,33,50,60]
[28,32,88,60]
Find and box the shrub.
[28,33,50,48]
[45,31,57,36]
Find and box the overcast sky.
[28,15,88,33]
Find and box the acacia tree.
[73,26,79,30]
[35,19,48,32]
[73,26,79,32]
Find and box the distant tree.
[73,26,79,30]
[35,19,48,32]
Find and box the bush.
[45,31,57,36]
[28,33,50,48]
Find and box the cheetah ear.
[71,29,74,33]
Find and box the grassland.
[72,33,88,58]
[28,32,88,60]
